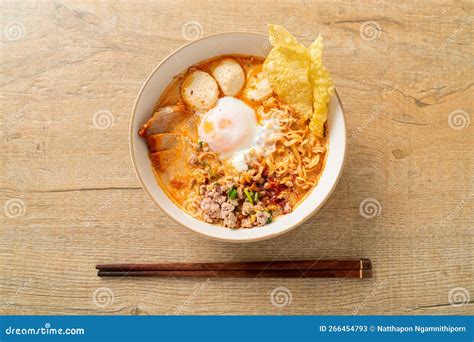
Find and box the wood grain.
[1,0,473,315]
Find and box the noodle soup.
[138,26,332,229]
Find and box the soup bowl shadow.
[130,32,347,243]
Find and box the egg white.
[198,96,282,172]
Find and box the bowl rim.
[130,31,347,243]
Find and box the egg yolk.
[203,120,214,134]
[218,119,232,129]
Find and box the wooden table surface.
[1,0,473,315]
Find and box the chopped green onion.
[198,140,203,148]
[254,191,259,203]
[266,211,273,224]
[244,188,254,205]
[228,186,237,200]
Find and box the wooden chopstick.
[96,259,371,278]
[98,269,372,278]
[96,259,371,272]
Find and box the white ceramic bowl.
[130,32,346,243]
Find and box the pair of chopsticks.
[96,259,372,278]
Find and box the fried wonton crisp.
[308,36,334,137]
[263,46,313,121]
[263,26,313,121]
[263,24,333,138]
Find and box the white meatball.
[181,70,218,112]
[211,58,245,96]
[243,70,273,102]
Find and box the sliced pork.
[139,104,187,137]
[147,133,182,152]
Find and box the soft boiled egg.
[198,96,282,172]
[198,96,256,155]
